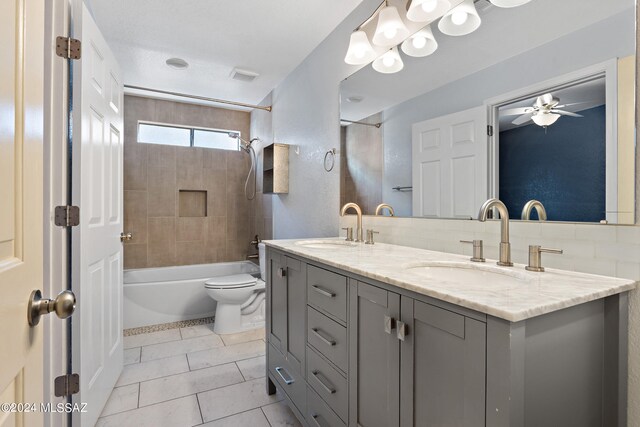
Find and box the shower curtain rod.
[340,119,382,128]
[124,85,272,112]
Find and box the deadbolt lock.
[120,232,133,242]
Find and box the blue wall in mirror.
[499,105,606,222]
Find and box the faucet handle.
[365,229,379,245]
[460,240,485,262]
[341,227,354,242]
[526,245,563,272]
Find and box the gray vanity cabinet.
[267,252,306,374]
[399,297,486,427]
[348,281,401,427]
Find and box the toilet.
[204,243,266,334]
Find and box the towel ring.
[324,148,336,172]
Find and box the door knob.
[120,232,133,242]
[28,289,76,326]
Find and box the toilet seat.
[205,274,257,290]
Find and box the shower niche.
[263,143,289,194]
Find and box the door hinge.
[54,373,80,397]
[54,206,80,227]
[55,36,81,60]
[487,125,494,136]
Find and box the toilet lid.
[205,273,258,289]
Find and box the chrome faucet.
[340,202,363,242]
[478,198,513,267]
[375,203,395,217]
[521,200,547,221]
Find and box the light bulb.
[421,0,438,12]
[451,10,468,25]
[384,27,398,40]
[383,54,395,67]
[412,36,427,49]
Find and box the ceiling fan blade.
[501,107,531,116]
[512,113,533,125]
[552,109,583,118]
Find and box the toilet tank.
[258,243,266,280]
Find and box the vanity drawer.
[307,386,346,427]
[307,307,348,372]
[307,265,347,322]
[268,344,306,415]
[307,346,348,422]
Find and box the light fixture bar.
[123,85,272,112]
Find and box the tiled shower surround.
[123,96,272,269]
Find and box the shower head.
[228,133,260,153]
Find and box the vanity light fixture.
[401,25,438,57]
[489,0,532,8]
[406,0,452,23]
[345,30,377,65]
[531,111,560,127]
[438,0,481,36]
[372,3,410,47]
[372,47,404,74]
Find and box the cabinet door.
[285,256,306,374]
[400,297,486,427]
[349,281,401,427]
[268,251,287,353]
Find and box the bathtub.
[123,261,260,329]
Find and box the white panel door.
[0,0,45,425]
[72,4,124,425]
[412,107,487,218]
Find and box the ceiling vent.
[230,67,259,82]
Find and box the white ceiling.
[340,0,633,121]
[85,0,363,109]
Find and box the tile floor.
[96,325,302,427]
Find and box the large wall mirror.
[339,0,636,224]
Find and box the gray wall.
[251,0,382,239]
[381,10,635,215]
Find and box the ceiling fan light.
[344,30,376,65]
[532,112,560,127]
[438,0,481,36]
[372,5,410,47]
[372,47,404,74]
[407,0,452,23]
[401,25,438,57]
[489,0,532,8]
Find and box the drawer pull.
[277,267,287,278]
[384,315,396,334]
[312,285,335,298]
[312,371,336,394]
[311,328,336,346]
[310,414,323,427]
[274,366,294,385]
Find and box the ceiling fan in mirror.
[344,0,533,74]
[501,93,586,128]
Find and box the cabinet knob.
[384,315,396,334]
[277,267,287,278]
[396,321,408,341]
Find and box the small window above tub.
[137,121,241,151]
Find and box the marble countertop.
[264,238,637,322]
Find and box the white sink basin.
[295,240,358,249]
[402,261,532,290]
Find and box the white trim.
[484,59,619,223]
